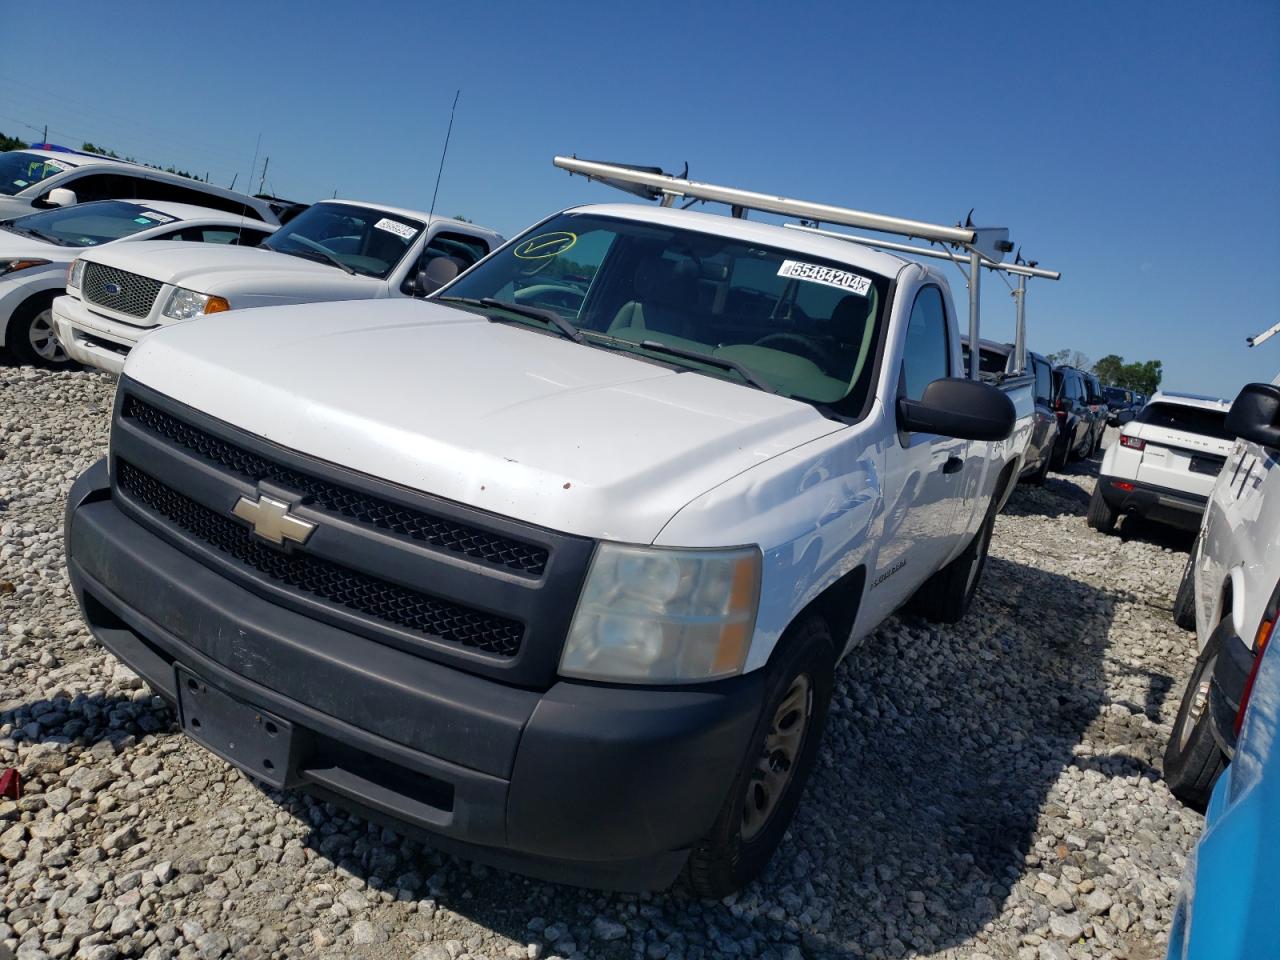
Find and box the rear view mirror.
[897,377,1016,441]
[1226,382,1280,449]
[44,187,78,208]
[414,255,460,297]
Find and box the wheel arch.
[774,564,867,665]
[3,285,62,350]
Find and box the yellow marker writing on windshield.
[513,231,577,259]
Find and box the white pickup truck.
[51,198,503,374]
[64,161,1050,894]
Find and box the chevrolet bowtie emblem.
[231,494,316,546]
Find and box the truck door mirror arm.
[1227,382,1280,450]
[896,377,1016,442]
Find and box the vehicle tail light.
[1111,480,1135,492]
[1235,616,1275,736]
[1054,398,1065,412]
[1120,435,1145,450]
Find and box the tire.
[5,293,69,368]
[1086,483,1117,534]
[1164,627,1229,811]
[1172,542,1198,631]
[687,614,835,898]
[1028,446,1052,486]
[908,501,997,624]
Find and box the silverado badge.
[231,494,316,547]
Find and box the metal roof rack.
[552,155,1059,378]
[784,224,1060,374]
[1248,320,1280,348]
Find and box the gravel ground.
[0,365,1204,960]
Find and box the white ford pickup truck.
[64,160,1051,894]
[51,198,503,374]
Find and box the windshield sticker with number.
[373,218,418,240]
[777,260,872,296]
[513,231,577,260]
[136,211,175,224]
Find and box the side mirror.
[414,256,460,297]
[43,187,78,208]
[897,377,1016,441]
[1226,382,1280,449]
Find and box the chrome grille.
[83,262,162,319]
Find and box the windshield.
[1136,401,1230,440]
[437,212,890,409]
[3,200,182,247]
[261,202,422,278]
[0,151,70,197]
[1103,386,1132,404]
[961,342,1011,376]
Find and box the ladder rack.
[552,155,1057,378]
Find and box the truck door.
[875,284,967,612]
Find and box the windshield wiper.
[436,296,584,344]
[2,223,65,245]
[277,245,355,275]
[636,339,775,393]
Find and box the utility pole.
[41,124,47,145]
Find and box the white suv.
[1162,376,1280,809]
[1088,391,1233,534]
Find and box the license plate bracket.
[1188,455,1222,476]
[175,666,304,789]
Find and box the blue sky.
[4,1,1277,397]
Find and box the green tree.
[1121,359,1163,396]
[0,131,27,152]
[1092,354,1125,384]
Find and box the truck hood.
[83,241,384,299]
[123,299,844,543]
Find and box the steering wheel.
[289,234,341,257]
[753,333,828,369]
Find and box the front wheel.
[1164,628,1229,811]
[1086,483,1117,534]
[908,503,997,624]
[6,295,69,368]
[1028,446,1053,486]
[687,615,834,898]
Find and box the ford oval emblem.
[102,282,123,295]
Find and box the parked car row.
[55,154,1059,895]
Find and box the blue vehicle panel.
[1168,632,1280,959]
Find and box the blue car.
[1167,614,1279,958]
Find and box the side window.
[402,231,493,295]
[1034,358,1052,404]
[1071,372,1086,403]
[152,225,270,245]
[141,178,266,222]
[60,173,143,204]
[900,286,949,402]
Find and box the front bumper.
[52,294,143,375]
[65,460,763,890]
[1097,475,1207,530]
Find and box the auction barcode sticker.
[777,260,872,296]
[374,218,418,240]
[137,211,175,224]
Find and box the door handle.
[943,456,964,474]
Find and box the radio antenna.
[427,90,460,224]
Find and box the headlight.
[560,543,761,684]
[162,287,230,320]
[2,258,51,276]
[67,258,86,289]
